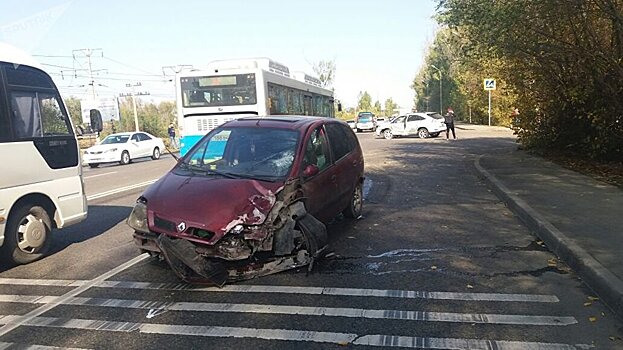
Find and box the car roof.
[226,116,343,130]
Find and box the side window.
[408,115,424,122]
[303,126,331,172]
[0,81,11,140]
[39,93,70,136]
[131,134,140,142]
[139,133,152,141]
[10,91,41,138]
[325,123,351,161]
[341,124,358,152]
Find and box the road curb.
[474,155,623,321]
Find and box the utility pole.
[72,48,105,99]
[119,82,150,132]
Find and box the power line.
[103,55,160,76]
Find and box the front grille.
[154,216,176,232]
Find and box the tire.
[120,151,130,165]
[383,129,393,140]
[430,132,440,138]
[88,163,100,168]
[2,204,52,265]
[417,128,430,138]
[356,128,361,133]
[151,147,161,160]
[343,182,363,218]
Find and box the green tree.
[384,98,398,117]
[63,96,83,127]
[357,91,373,112]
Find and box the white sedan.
[83,131,165,168]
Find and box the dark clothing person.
[444,110,456,139]
[168,124,179,148]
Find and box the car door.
[138,133,154,157]
[299,125,339,223]
[325,122,362,213]
[128,133,142,158]
[405,114,426,135]
[390,116,407,136]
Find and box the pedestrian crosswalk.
[0,274,592,349]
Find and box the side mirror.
[303,164,319,177]
[89,109,103,133]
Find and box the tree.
[384,98,398,117]
[63,96,83,127]
[311,60,336,89]
[357,91,373,112]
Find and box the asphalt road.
[1,124,621,349]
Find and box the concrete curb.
[474,155,623,320]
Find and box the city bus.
[176,58,336,155]
[0,42,88,265]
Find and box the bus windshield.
[181,74,257,108]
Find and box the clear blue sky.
[1,0,439,109]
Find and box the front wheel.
[417,128,430,138]
[89,163,100,168]
[343,182,363,218]
[383,129,393,140]
[120,151,130,165]
[151,147,161,160]
[2,204,52,265]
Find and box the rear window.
[428,113,443,119]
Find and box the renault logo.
[177,222,186,232]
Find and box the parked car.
[83,131,165,168]
[375,112,446,139]
[355,111,375,132]
[128,116,365,286]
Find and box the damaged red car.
[127,116,364,286]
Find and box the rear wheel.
[417,128,430,138]
[356,128,361,133]
[343,182,363,218]
[88,163,100,168]
[120,151,130,165]
[383,129,393,140]
[2,204,51,265]
[151,147,161,160]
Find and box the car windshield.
[101,135,129,144]
[181,127,299,181]
[358,116,372,122]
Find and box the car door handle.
[331,175,337,183]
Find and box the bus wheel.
[120,151,130,165]
[89,163,100,168]
[2,204,51,265]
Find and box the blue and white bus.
[175,58,335,155]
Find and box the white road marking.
[0,278,560,303]
[100,281,561,303]
[0,342,91,350]
[83,171,117,179]
[0,254,149,338]
[86,180,158,201]
[0,316,589,349]
[0,295,577,326]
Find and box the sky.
[0,0,439,109]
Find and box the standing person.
[168,123,178,149]
[444,108,457,140]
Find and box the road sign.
[484,78,496,91]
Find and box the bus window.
[0,88,10,140]
[10,91,42,138]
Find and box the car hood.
[87,144,124,152]
[142,170,284,241]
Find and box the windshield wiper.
[179,163,239,179]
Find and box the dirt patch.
[530,150,623,189]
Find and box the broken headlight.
[127,201,149,234]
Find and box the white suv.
[375,112,446,139]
